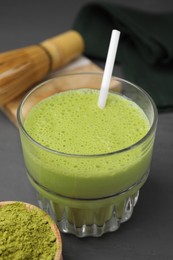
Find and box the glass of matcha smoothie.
[17,73,158,237]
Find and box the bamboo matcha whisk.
[0,30,84,106]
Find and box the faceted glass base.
[37,191,139,238]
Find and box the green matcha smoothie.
[23,89,150,199]
[18,74,157,237]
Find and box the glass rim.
[17,72,158,158]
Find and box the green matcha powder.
[0,202,58,260]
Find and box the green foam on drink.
[24,88,150,155]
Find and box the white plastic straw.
[98,30,120,109]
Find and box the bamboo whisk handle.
[0,30,84,106]
[41,30,84,71]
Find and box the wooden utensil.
[0,30,84,106]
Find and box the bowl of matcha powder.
[0,201,62,260]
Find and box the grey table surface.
[0,1,173,259]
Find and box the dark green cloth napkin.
[73,2,173,109]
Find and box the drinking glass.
[17,73,158,237]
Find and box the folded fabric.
[73,2,173,109]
